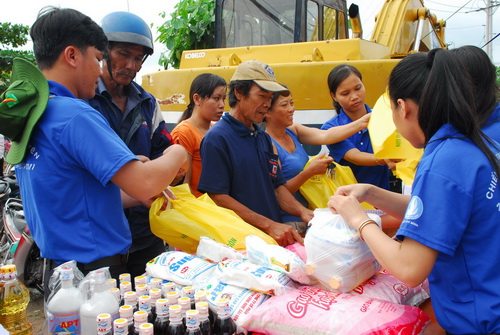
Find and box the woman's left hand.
[328,194,369,229]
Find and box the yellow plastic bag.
[299,158,374,210]
[149,184,278,254]
[368,92,423,160]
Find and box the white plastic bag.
[305,209,381,292]
[196,236,246,263]
[245,235,315,285]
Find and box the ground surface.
[27,288,45,334]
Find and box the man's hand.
[267,222,304,246]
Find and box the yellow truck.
[142,0,446,153]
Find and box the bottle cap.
[329,277,341,290]
[134,275,147,287]
[113,318,128,334]
[196,301,209,318]
[120,281,132,295]
[149,288,162,300]
[178,296,191,311]
[169,305,182,322]
[139,322,154,335]
[119,305,134,318]
[149,278,162,289]
[133,310,148,323]
[124,291,138,305]
[186,310,200,329]
[119,273,131,283]
[194,291,207,303]
[136,284,148,296]
[139,295,151,312]
[166,291,180,305]
[155,299,169,316]
[97,313,112,332]
[216,298,231,317]
[305,263,315,275]
[162,282,177,295]
[0,265,17,280]
[182,286,195,299]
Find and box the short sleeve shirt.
[198,113,285,222]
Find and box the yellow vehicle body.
[142,0,446,140]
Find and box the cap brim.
[254,80,290,96]
[5,58,49,165]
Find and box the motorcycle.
[0,165,45,293]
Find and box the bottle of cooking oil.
[0,264,32,335]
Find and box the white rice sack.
[245,235,315,285]
[145,251,216,286]
[305,209,381,292]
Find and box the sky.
[1,0,498,82]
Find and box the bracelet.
[357,219,378,242]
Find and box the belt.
[77,253,129,272]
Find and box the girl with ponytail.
[328,49,500,334]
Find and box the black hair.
[270,84,289,109]
[327,64,363,111]
[178,73,227,123]
[388,49,500,175]
[451,45,499,126]
[228,80,254,108]
[30,7,108,70]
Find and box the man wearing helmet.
[88,12,172,277]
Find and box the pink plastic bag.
[285,242,307,263]
[242,286,429,334]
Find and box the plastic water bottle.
[138,295,154,323]
[114,318,129,335]
[133,311,148,335]
[184,310,202,335]
[196,302,213,335]
[79,269,119,335]
[154,299,170,335]
[96,313,113,335]
[46,266,83,334]
[213,299,236,335]
[119,305,135,335]
[0,265,32,335]
[167,305,185,335]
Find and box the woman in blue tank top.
[264,88,370,231]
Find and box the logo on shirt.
[405,196,423,220]
[268,157,278,178]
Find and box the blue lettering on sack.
[209,282,227,302]
[169,255,194,272]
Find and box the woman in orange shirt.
[171,73,227,196]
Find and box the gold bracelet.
[358,219,378,242]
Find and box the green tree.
[0,22,35,92]
[156,0,215,69]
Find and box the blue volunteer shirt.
[396,123,500,333]
[16,81,137,264]
[198,113,286,223]
[321,105,389,189]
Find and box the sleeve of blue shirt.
[59,106,138,186]
[321,116,356,162]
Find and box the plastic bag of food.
[245,235,315,285]
[214,260,296,295]
[241,286,430,335]
[196,236,246,263]
[349,270,430,306]
[305,209,381,292]
[145,251,216,286]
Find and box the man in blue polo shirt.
[1,8,188,291]
[198,60,313,247]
